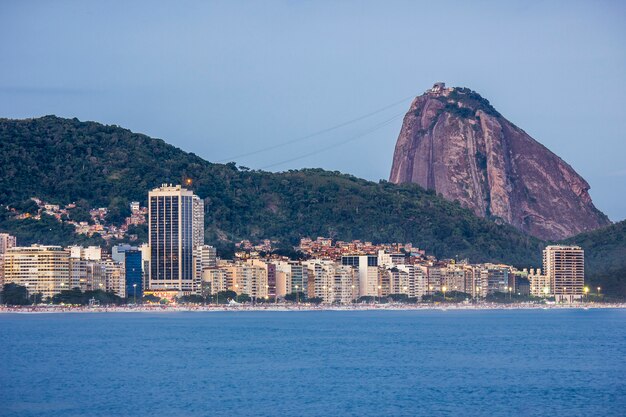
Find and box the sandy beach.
[2,302,625,314]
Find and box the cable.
[259,111,405,170]
[216,93,415,163]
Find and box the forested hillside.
[0,115,550,267]
[564,220,626,297]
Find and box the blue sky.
[1,0,625,220]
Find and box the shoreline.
[1,303,625,314]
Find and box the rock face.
[389,83,610,240]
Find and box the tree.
[1,283,31,305]
[236,293,251,303]
[177,294,205,304]
[284,292,307,303]
[51,287,84,304]
[142,294,161,304]
[215,290,237,304]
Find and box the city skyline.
[0,183,591,304]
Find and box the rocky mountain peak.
[389,83,610,240]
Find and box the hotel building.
[148,184,204,292]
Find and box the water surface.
[1,309,624,417]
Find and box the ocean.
[0,309,624,417]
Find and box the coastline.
[2,303,625,314]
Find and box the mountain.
[0,115,543,266]
[389,83,610,240]
[564,220,626,297]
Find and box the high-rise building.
[543,245,584,302]
[3,245,70,299]
[192,196,205,248]
[148,184,203,292]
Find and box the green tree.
[1,283,31,305]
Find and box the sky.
[1,0,625,220]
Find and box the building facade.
[125,249,142,301]
[543,245,584,302]
[3,245,70,299]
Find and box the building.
[3,245,70,299]
[111,244,136,263]
[238,264,268,299]
[69,246,102,261]
[528,268,551,297]
[193,245,217,293]
[202,268,229,295]
[304,260,335,302]
[148,184,203,292]
[102,259,125,298]
[0,233,17,287]
[543,245,584,302]
[342,255,378,297]
[69,258,106,292]
[0,233,17,254]
[330,264,357,304]
[484,265,510,294]
[288,262,308,295]
[125,249,142,301]
[192,196,205,248]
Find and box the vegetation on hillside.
[0,115,546,267]
[563,220,626,297]
[0,116,624,295]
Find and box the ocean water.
[0,309,625,417]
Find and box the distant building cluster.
[0,185,589,304]
[10,197,148,241]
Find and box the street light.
[133,283,137,304]
[377,285,382,304]
[295,285,299,304]
[442,286,447,301]
[584,286,589,302]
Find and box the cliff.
[389,84,610,240]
